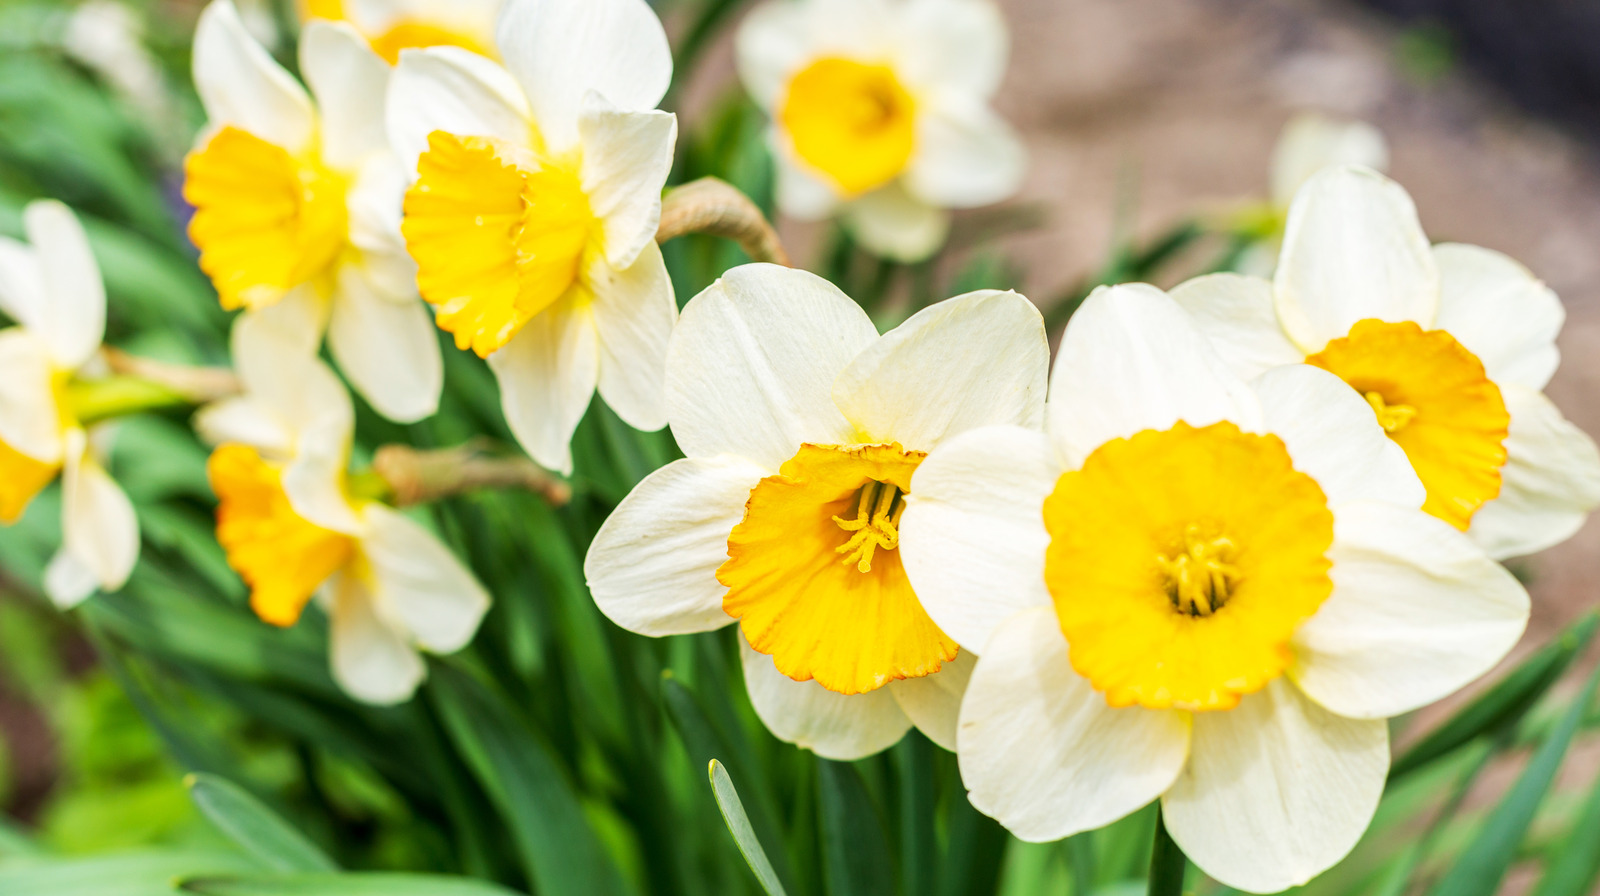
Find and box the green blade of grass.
[186,774,337,874]
[709,760,789,896]
[817,759,895,896]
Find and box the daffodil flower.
[199,315,490,705]
[899,284,1530,893]
[736,0,1026,262]
[585,265,1047,759]
[184,0,442,423]
[385,0,678,474]
[304,0,503,65]
[1174,165,1600,558]
[0,201,139,608]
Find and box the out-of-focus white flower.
[303,0,503,65]
[184,0,442,423]
[0,201,139,607]
[900,284,1529,893]
[585,264,1048,759]
[200,314,490,705]
[736,0,1026,262]
[1175,165,1600,559]
[387,0,678,473]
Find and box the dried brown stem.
[102,347,241,404]
[656,176,791,266]
[374,441,572,508]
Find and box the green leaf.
[186,774,337,874]
[1528,704,1600,896]
[0,851,261,896]
[1145,810,1186,896]
[1392,611,1598,781]
[709,760,788,896]
[179,873,524,895]
[816,759,894,896]
[1426,662,1600,896]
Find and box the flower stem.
[372,441,571,508]
[657,177,790,266]
[1148,808,1188,896]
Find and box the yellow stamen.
[832,480,905,573]
[780,57,917,197]
[1364,391,1418,433]
[1157,526,1240,617]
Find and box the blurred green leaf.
[1426,662,1600,896]
[1530,746,1600,896]
[179,872,524,895]
[709,760,787,896]
[186,774,336,874]
[0,850,260,896]
[816,759,893,896]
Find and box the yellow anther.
[1157,526,1241,617]
[832,480,905,573]
[1364,390,1418,434]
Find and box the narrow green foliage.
[709,761,788,896]
[1529,751,1600,896]
[817,759,895,896]
[186,774,337,874]
[179,873,526,895]
[1145,811,1186,896]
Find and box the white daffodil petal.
[834,290,1047,450]
[666,264,875,468]
[495,0,671,150]
[1270,114,1389,207]
[60,429,139,594]
[772,143,842,220]
[1169,273,1303,382]
[1163,679,1388,894]
[43,549,99,609]
[1469,386,1600,560]
[232,311,353,443]
[489,303,599,475]
[249,284,329,352]
[361,504,490,654]
[193,0,315,153]
[901,425,1056,652]
[896,0,1009,98]
[904,101,1025,209]
[589,243,675,433]
[1253,365,1425,509]
[740,636,912,760]
[734,0,814,107]
[0,329,66,464]
[300,20,390,170]
[887,648,975,752]
[0,236,44,330]
[1432,243,1564,392]
[386,46,531,177]
[1048,284,1261,468]
[346,155,410,265]
[586,455,765,636]
[578,98,676,270]
[1275,165,1438,351]
[284,417,363,535]
[327,264,442,424]
[193,397,291,453]
[958,607,1191,842]
[1292,501,1528,719]
[326,569,426,705]
[24,201,105,369]
[842,183,951,263]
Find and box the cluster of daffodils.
[591,163,1599,890]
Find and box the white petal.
[495,0,671,150]
[327,264,442,424]
[958,607,1191,842]
[360,504,490,653]
[894,0,1009,98]
[904,101,1025,209]
[1433,243,1564,392]
[1253,364,1425,509]
[578,98,675,270]
[585,456,765,636]
[194,397,291,453]
[772,148,841,220]
[345,154,410,265]
[901,425,1056,652]
[1270,114,1389,207]
[192,0,315,152]
[1292,501,1528,719]
[283,417,363,535]
[1047,283,1261,468]
[1275,165,1438,351]
[1162,679,1388,894]
[888,648,974,751]
[1469,386,1600,559]
[300,20,390,170]
[740,635,911,760]
[842,183,951,263]
[326,569,426,705]
[589,242,675,433]
[0,329,66,463]
[248,284,329,353]
[489,303,598,475]
[23,201,105,369]
[665,264,875,468]
[43,549,98,609]
[386,47,531,179]
[733,0,815,107]
[60,429,139,593]
[1168,273,1303,382]
[0,237,44,334]
[231,310,353,445]
[834,290,1047,450]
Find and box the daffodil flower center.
[1363,390,1417,433]
[832,479,905,573]
[1158,526,1239,617]
[780,57,917,197]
